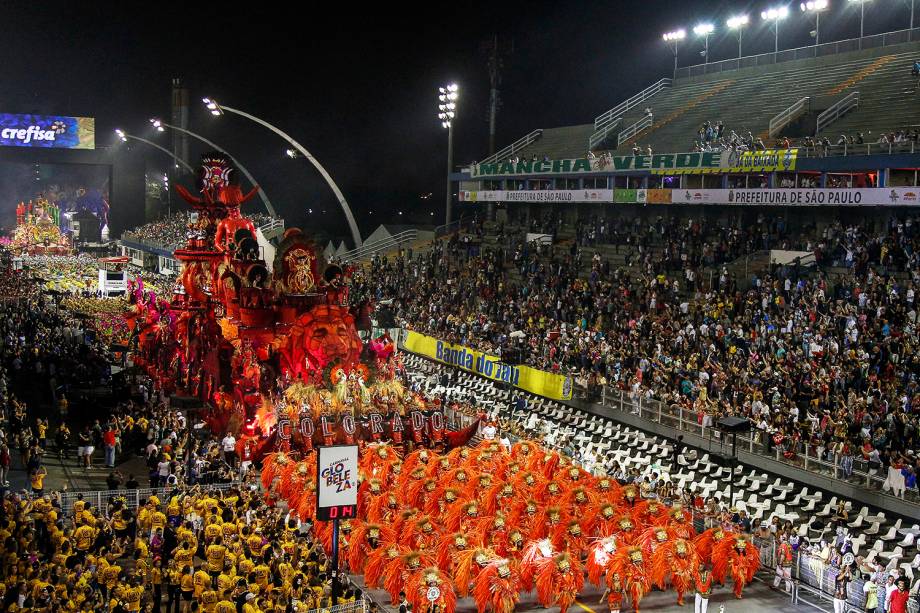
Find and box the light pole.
[202,97,362,248]
[801,0,829,46]
[662,29,686,76]
[727,15,749,58]
[693,23,715,65]
[114,129,195,173]
[150,119,276,217]
[848,0,871,47]
[437,83,459,226]
[761,6,790,56]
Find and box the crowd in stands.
[125,212,276,249]
[357,214,920,496]
[689,122,767,153]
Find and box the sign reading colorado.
[0,113,95,149]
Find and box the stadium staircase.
[497,124,595,161]
[617,80,735,150]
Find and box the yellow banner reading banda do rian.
[402,330,573,400]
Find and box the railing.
[335,229,418,263]
[769,96,810,137]
[257,217,286,236]
[590,79,671,149]
[592,79,671,129]
[588,118,622,150]
[816,91,860,135]
[797,139,918,157]
[598,388,919,505]
[616,114,654,147]
[433,216,476,239]
[478,129,543,166]
[57,481,242,514]
[120,232,180,253]
[675,27,920,79]
[793,552,920,613]
[306,600,368,613]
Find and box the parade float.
[127,153,453,452]
[10,197,73,255]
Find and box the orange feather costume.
[693,525,729,563]
[347,521,394,574]
[609,545,651,613]
[408,566,457,613]
[586,536,617,586]
[649,538,700,606]
[452,547,497,598]
[472,559,520,613]
[383,550,435,603]
[534,552,583,613]
[711,534,760,598]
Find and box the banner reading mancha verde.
[470,152,721,177]
[402,330,573,400]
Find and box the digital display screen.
[0,113,95,149]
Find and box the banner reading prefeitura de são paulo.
[0,113,95,149]
[402,330,573,400]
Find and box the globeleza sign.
[0,113,95,149]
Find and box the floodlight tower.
[662,29,686,76]
[726,15,750,58]
[437,83,459,225]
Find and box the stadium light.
[801,0,829,45]
[149,117,275,216]
[726,15,749,58]
[202,97,223,116]
[761,6,790,55]
[113,129,194,173]
[847,0,871,45]
[202,96,362,247]
[437,83,459,225]
[693,23,715,64]
[662,29,686,75]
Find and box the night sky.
[1,1,912,242]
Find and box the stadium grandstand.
[457,37,920,202]
[6,5,920,613]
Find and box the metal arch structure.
[120,133,195,173]
[212,102,362,248]
[156,121,276,217]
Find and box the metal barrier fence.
[57,481,241,514]
[305,600,368,613]
[793,552,920,613]
[675,27,920,79]
[598,387,919,505]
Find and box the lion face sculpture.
[276,304,362,374]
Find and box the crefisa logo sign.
[1,124,61,145]
[0,113,95,149]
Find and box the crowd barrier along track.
[598,387,919,506]
[410,353,920,610]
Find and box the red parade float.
[127,154,467,457]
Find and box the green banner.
[470,151,721,177]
